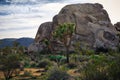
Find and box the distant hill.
[0,37,34,48]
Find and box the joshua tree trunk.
[66,46,69,63]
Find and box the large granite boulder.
[29,3,119,52]
[114,22,120,46]
[53,3,118,49]
[35,22,53,43]
[29,22,53,52]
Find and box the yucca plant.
[53,23,75,63]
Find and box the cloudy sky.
[0,0,120,39]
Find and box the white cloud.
[0,27,37,39]
[64,0,90,3]
[0,2,67,39]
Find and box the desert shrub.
[24,61,31,68]
[66,62,77,69]
[29,61,37,68]
[60,65,69,71]
[81,63,108,80]
[108,62,120,80]
[20,70,32,77]
[70,54,78,63]
[71,55,89,62]
[49,55,66,61]
[59,57,67,64]
[78,55,89,62]
[37,59,52,70]
[0,53,20,80]
[49,55,66,67]
[107,53,120,80]
[21,56,32,68]
[81,54,109,80]
[47,66,72,80]
[39,76,48,80]
[85,49,95,55]
[74,77,82,80]
[79,53,120,80]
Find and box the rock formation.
[29,3,119,52]
[35,22,53,43]
[114,22,120,46]
[114,22,120,32]
[28,22,53,52]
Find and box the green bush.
[78,55,89,62]
[37,59,52,69]
[24,61,31,68]
[47,66,72,80]
[85,49,95,55]
[79,53,120,80]
[29,61,37,68]
[80,54,109,80]
[107,53,120,80]
[71,55,89,63]
[66,62,77,69]
[49,55,66,66]
[38,75,48,80]
[0,53,20,80]
[21,70,32,77]
[81,62,108,80]
[60,65,69,71]
[49,55,66,61]
[22,56,31,68]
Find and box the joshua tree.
[53,23,75,63]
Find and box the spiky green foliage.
[53,23,75,43]
[53,23,75,63]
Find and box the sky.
[0,0,120,39]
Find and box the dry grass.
[0,72,4,79]
[0,68,80,79]
[20,68,45,76]
[0,68,45,79]
[67,69,80,77]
